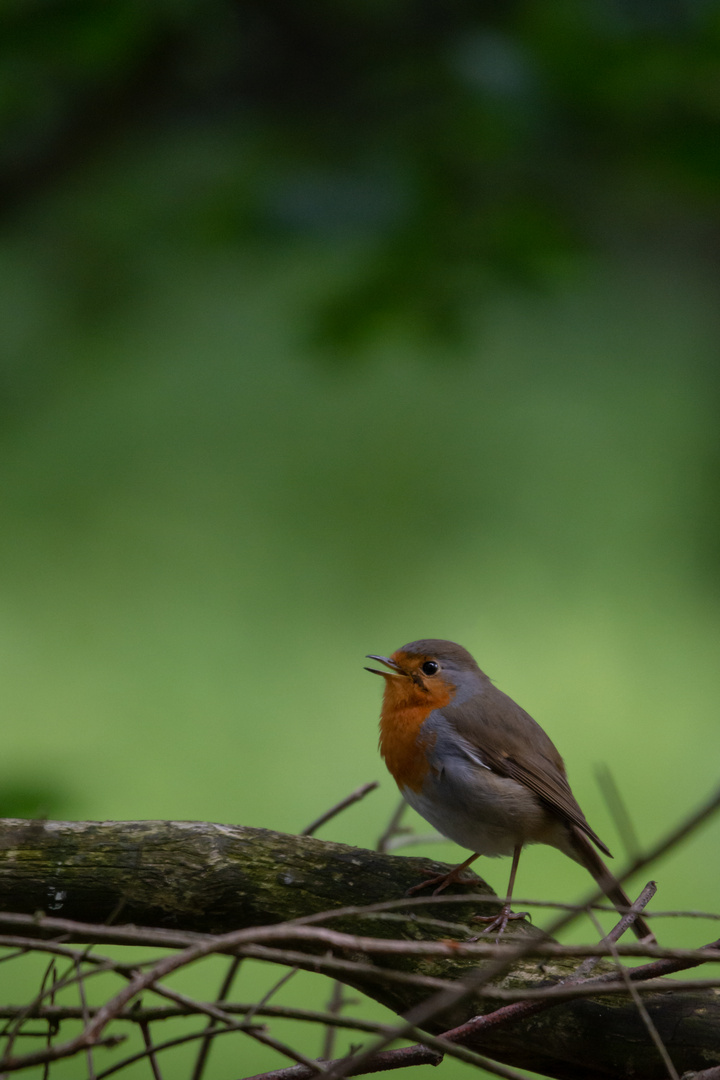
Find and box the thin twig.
[242,944,456,991]
[94,1023,314,1080]
[306,781,400,1062]
[587,906,680,1080]
[317,792,411,1064]
[574,880,657,979]
[2,953,61,1062]
[139,1021,164,1080]
[94,1029,226,1079]
[5,1001,406,1034]
[0,937,138,970]
[596,762,641,860]
[4,909,720,966]
[114,968,330,1077]
[41,959,57,1080]
[76,955,97,1080]
[606,879,658,943]
[3,962,720,1030]
[302,783,379,837]
[247,1018,534,1080]
[375,799,409,853]
[320,980,355,1062]
[190,955,243,1080]
[246,966,299,1026]
[244,1045,442,1080]
[0,948,31,965]
[238,933,720,965]
[100,980,326,1080]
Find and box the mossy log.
[0,818,717,1079]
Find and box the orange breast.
[378,678,451,793]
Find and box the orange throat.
[378,677,451,793]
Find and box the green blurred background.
[2,1,720,1076]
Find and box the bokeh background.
[2,2,720,1077]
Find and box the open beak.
[364,654,406,678]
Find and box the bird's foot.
[405,866,474,897]
[406,854,480,897]
[471,906,530,942]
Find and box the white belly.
[401,766,564,858]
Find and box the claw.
[405,853,480,897]
[405,868,474,897]
[472,907,530,942]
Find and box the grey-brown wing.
[446,688,612,856]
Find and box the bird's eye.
[421,660,439,676]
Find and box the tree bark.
[0,818,717,1079]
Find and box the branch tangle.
[0,818,718,1079]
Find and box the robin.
[366,638,654,940]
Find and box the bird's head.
[365,638,482,710]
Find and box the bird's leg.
[472,844,530,939]
[406,852,480,896]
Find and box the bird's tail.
[568,827,655,943]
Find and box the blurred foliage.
[0,780,68,819]
[1,0,719,346]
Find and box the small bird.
[366,638,654,940]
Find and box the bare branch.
[1,811,719,1079]
[586,908,679,1080]
[302,783,379,837]
[189,956,243,1080]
